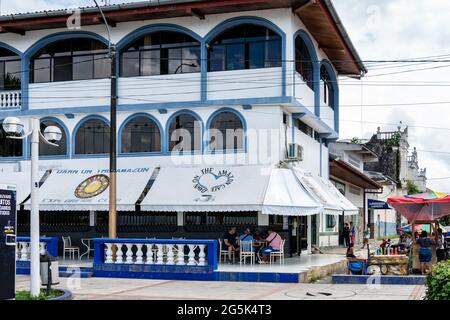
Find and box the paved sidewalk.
[15,275,425,300]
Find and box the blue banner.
[368,199,391,209]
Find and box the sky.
[1,0,449,191]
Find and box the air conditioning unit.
[288,143,303,161]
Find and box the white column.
[307,215,312,254]
[30,118,41,297]
[105,243,114,263]
[125,243,134,264]
[177,212,184,227]
[258,211,269,226]
[135,244,143,264]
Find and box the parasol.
[387,191,450,223]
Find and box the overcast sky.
[1,0,449,191]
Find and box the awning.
[24,167,155,211]
[293,168,359,216]
[0,171,47,206]
[368,199,391,210]
[140,166,323,216]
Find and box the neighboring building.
[328,141,382,246]
[0,0,366,252]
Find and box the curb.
[48,289,73,300]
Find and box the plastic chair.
[239,241,255,265]
[62,236,80,260]
[269,239,285,265]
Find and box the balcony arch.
[205,16,286,96]
[205,108,246,152]
[0,43,23,110]
[166,110,203,153]
[73,115,110,157]
[39,117,70,158]
[320,59,339,133]
[117,24,202,77]
[119,113,163,155]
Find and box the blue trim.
[37,116,70,159]
[204,16,287,97]
[204,107,247,153]
[320,59,339,134]
[164,109,203,154]
[118,112,164,155]
[22,31,109,111]
[293,30,320,117]
[72,114,110,158]
[0,97,292,118]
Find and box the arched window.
[120,31,200,77]
[0,47,21,91]
[39,119,68,156]
[320,65,334,109]
[30,38,109,83]
[208,111,244,151]
[208,24,281,71]
[121,116,161,153]
[75,118,110,155]
[168,113,201,152]
[295,36,314,90]
[0,119,22,157]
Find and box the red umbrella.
[387,191,450,222]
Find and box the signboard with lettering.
[0,186,17,300]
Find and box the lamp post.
[93,0,117,238]
[2,117,62,297]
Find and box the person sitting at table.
[239,228,254,253]
[223,226,239,264]
[417,230,435,274]
[260,227,282,263]
[253,229,263,241]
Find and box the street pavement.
[15,275,425,300]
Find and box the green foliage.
[439,216,450,226]
[350,137,361,144]
[425,260,450,300]
[385,132,401,146]
[406,180,420,195]
[15,289,63,300]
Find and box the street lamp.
[2,117,62,297]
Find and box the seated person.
[223,226,239,264]
[260,227,283,263]
[239,228,254,252]
[253,229,263,241]
[346,243,356,258]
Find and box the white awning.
[24,167,155,211]
[140,166,323,216]
[0,171,47,206]
[293,168,358,216]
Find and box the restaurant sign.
[192,168,234,194]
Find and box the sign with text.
[0,187,17,300]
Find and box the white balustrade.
[198,245,206,266]
[166,244,175,265]
[102,241,211,267]
[19,242,28,261]
[156,244,164,265]
[187,245,196,266]
[125,243,134,264]
[39,242,47,255]
[135,244,143,264]
[115,243,124,264]
[105,243,114,263]
[0,90,21,109]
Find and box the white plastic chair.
[239,241,255,265]
[62,236,80,260]
[269,239,286,265]
[218,238,235,263]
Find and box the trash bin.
[40,253,59,286]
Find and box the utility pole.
[93,0,117,239]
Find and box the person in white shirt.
[436,228,446,262]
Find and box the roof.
[0,0,365,76]
[330,158,382,190]
[330,140,379,162]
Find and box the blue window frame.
[0,118,22,157]
[207,110,244,151]
[120,115,161,153]
[295,36,314,90]
[320,65,334,109]
[39,119,68,156]
[74,117,110,155]
[168,112,202,152]
[0,47,21,91]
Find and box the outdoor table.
[80,238,95,259]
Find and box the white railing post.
[198,244,206,266]
[156,244,164,265]
[166,244,174,265]
[145,244,154,264]
[187,245,196,266]
[39,242,46,256]
[135,244,143,264]
[176,244,186,265]
[125,243,134,264]
[115,243,124,264]
[20,242,28,261]
[105,243,114,263]
[0,90,21,109]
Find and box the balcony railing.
[0,90,21,109]
[93,238,218,280]
[16,236,59,261]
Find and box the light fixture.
[2,117,24,136]
[42,126,62,143]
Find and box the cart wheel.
[380,265,388,275]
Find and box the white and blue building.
[0,0,366,259]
